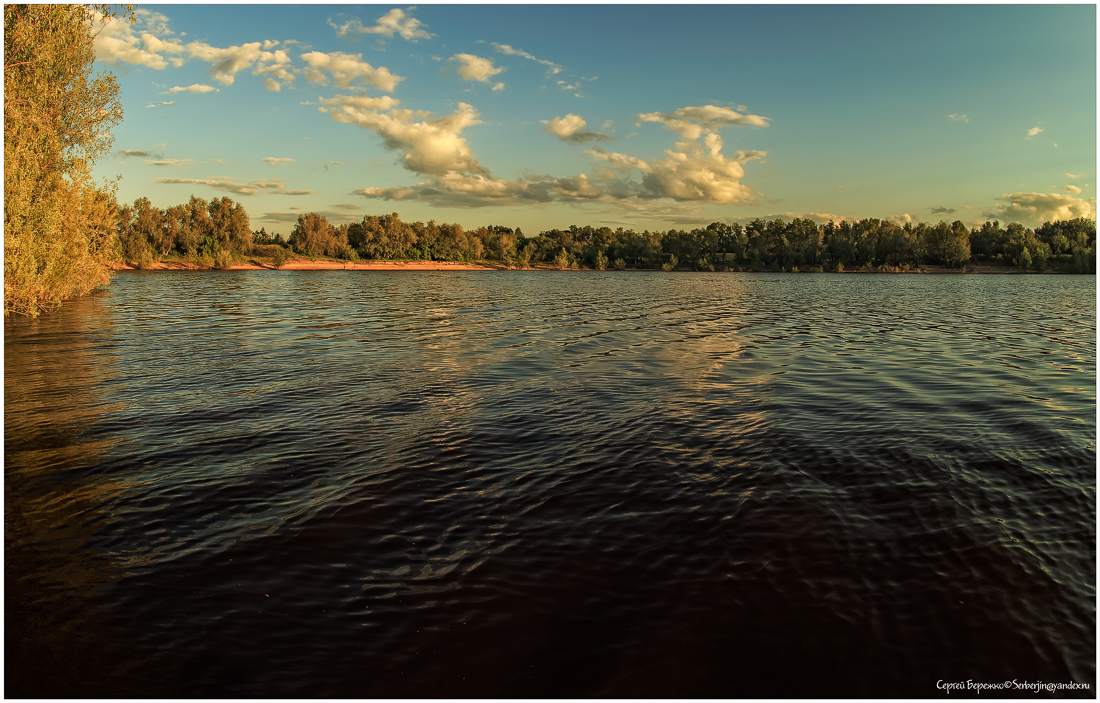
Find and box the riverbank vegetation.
[4,4,130,317]
[116,199,1096,275]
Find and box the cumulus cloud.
[986,192,1093,226]
[327,99,765,210]
[930,206,957,215]
[164,84,218,94]
[637,105,770,139]
[319,101,486,177]
[541,114,612,143]
[1026,126,1043,138]
[947,114,969,122]
[638,137,762,204]
[492,82,505,92]
[300,51,403,91]
[119,149,149,157]
[154,177,313,197]
[143,158,194,166]
[1066,172,1084,179]
[252,48,295,90]
[450,54,504,83]
[91,10,294,92]
[1062,185,1082,194]
[262,157,295,165]
[329,8,433,42]
[91,12,185,69]
[185,41,265,85]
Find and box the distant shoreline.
[112,259,493,272]
[111,259,1085,274]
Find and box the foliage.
[102,189,1098,275]
[5,4,130,317]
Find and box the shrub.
[213,249,233,269]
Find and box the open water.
[5,271,1095,697]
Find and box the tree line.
[115,197,1096,274]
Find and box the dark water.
[6,271,1095,697]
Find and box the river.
[5,270,1095,696]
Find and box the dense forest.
[118,196,1097,274]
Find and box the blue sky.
[91,4,1096,236]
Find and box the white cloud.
[986,192,1092,225]
[355,171,606,208]
[262,157,295,165]
[1026,126,1043,138]
[252,49,295,89]
[1061,185,1082,194]
[585,146,652,174]
[450,54,504,83]
[320,101,486,177]
[330,8,433,42]
[637,105,770,139]
[490,43,561,73]
[492,82,506,92]
[143,158,193,166]
[327,98,765,209]
[319,93,401,112]
[91,13,184,69]
[145,101,174,108]
[947,114,969,122]
[639,137,763,204]
[300,51,403,91]
[541,114,612,143]
[185,41,264,85]
[154,177,312,197]
[119,149,150,157]
[260,210,360,225]
[1066,172,1084,179]
[133,10,175,36]
[164,84,218,94]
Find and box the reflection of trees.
[5,292,136,696]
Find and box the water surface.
[6,271,1095,696]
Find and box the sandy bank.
[113,259,494,271]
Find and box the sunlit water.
[6,271,1095,697]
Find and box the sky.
[90,4,1097,236]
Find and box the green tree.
[289,212,338,257]
[5,4,130,316]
